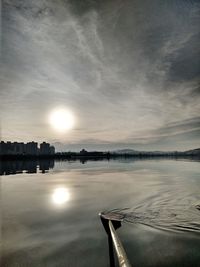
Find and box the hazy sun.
[49,108,75,132]
[52,187,70,205]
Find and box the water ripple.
[102,202,200,234]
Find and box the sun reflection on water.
[52,187,70,205]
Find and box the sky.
[0,0,200,151]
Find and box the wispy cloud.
[1,0,200,150]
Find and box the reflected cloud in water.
[1,159,200,267]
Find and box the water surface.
[1,159,200,267]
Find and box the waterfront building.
[50,146,55,155]
[26,142,38,155]
[0,141,7,155]
[13,142,25,155]
[0,141,55,156]
[40,142,50,155]
[80,149,87,154]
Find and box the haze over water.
[1,158,200,267]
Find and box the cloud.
[1,0,200,150]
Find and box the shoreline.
[1,152,199,161]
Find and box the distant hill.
[114,149,171,155]
[184,148,200,155]
[113,148,200,156]
[114,149,138,154]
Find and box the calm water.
[1,159,200,267]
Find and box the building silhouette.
[26,142,38,155]
[0,141,55,156]
[40,142,50,155]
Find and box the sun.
[52,187,70,205]
[49,108,75,132]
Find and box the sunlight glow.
[52,187,70,205]
[49,108,75,132]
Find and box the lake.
[1,158,200,267]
